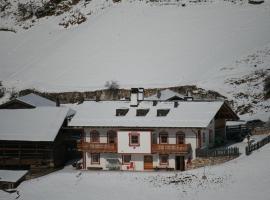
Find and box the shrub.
[17,2,34,20]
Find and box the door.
[107,131,117,144]
[175,156,185,171]
[176,134,185,144]
[144,155,153,170]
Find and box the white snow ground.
[1,138,270,200]
[0,0,269,120]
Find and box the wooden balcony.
[77,142,117,153]
[152,144,191,154]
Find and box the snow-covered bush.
[0,0,10,12]
[59,9,86,28]
[17,2,35,20]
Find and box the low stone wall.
[186,156,238,170]
[252,127,270,135]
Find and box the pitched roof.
[145,89,184,101]
[0,107,72,141]
[69,100,238,128]
[16,93,56,107]
[0,170,28,183]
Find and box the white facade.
[82,125,213,171]
[117,130,151,154]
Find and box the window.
[159,133,168,144]
[176,134,185,144]
[159,154,169,165]
[116,108,129,116]
[136,109,149,116]
[129,132,140,146]
[91,153,100,164]
[90,131,100,143]
[122,155,131,164]
[107,130,116,144]
[157,109,170,117]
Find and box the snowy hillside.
[0,0,270,119]
[1,141,270,200]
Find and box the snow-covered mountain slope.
[0,0,269,119]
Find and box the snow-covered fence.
[196,147,240,158]
[245,135,270,155]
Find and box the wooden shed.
[0,107,75,170]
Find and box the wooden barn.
[0,107,75,170]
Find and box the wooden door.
[175,156,185,171]
[144,155,153,170]
[107,131,117,144]
[176,134,185,144]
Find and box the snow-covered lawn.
[1,142,270,200]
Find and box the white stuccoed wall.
[82,125,216,170]
[117,131,151,154]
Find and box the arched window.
[90,130,100,143]
[159,132,168,144]
[176,131,185,144]
[107,130,117,144]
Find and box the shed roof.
[0,170,28,183]
[16,93,56,107]
[69,100,238,128]
[0,107,72,141]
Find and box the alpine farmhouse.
[69,88,239,171]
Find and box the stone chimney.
[130,88,139,107]
[138,88,144,101]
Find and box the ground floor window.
[159,154,169,165]
[122,154,131,164]
[91,153,100,164]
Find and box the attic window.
[157,109,170,117]
[116,108,129,116]
[136,109,149,116]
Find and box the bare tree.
[105,80,120,99]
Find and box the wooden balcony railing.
[77,142,117,153]
[152,144,191,154]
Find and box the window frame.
[159,133,168,144]
[129,132,140,146]
[107,130,117,144]
[122,154,132,164]
[159,154,169,166]
[176,133,185,144]
[91,153,100,164]
[90,130,100,143]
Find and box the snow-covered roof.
[145,89,184,101]
[0,170,28,183]
[69,100,232,128]
[16,93,56,107]
[0,107,72,141]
